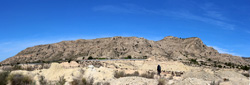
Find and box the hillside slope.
[1,36,248,65]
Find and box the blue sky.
[0,0,250,62]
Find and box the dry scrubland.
[0,58,249,85]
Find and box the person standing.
[157,65,161,76]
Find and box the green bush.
[0,71,10,85]
[123,55,132,59]
[240,65,250,71]
[190,59,199,65]
[7,73,34,85]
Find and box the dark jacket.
[157,65,161,73]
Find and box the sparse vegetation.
[140,72,155,79]
[96,82,110,85]
[114,71,141,78]
[240,65,250,71]
[88,56,94,60]
[158,78,166,85]
[57,76,66,85]
[223,78,229,81]
[189,59,199,65]
[242,73,250,77]
[7,73,34,85]
[71,79,80,85]
[13,65,22,70]
[123,55,132,59]
[0,71,10,85]
[218,65,222,68]
[82,78,94,85]
[114,71,125,78]
[39,76,47,85]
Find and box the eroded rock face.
[1,36,248,65]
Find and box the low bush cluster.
[82,78,94,85]
[0,71,10,85]
[56,76,66,85]
[7,73,34,85]
[114,71,140,78]
[140,72,155,79]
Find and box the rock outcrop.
[1,36,248,65]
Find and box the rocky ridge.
[1,36,248,65]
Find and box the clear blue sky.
[1,0,250,62]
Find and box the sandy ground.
[5,59,250,85]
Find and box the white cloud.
[170,11,235,30]
[93,4,235,30]
[208,45,242,56]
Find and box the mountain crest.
[1,36,248,65]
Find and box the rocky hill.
[1,36,248,65]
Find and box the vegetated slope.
[1,36,248,65]
[242,57,250,63]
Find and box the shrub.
[7,73,34,85]
[123,71,140,77]
[57,76,66,85]
[158,78,165,85]
[218,65,222,68]
[39,76,47,85]
[241,65,250,71]
[13,65,22,70]
[103,82,110,85]
[190,59,199,65]
[114,71,125,78]
[96,82,110,85]
[242,73,250,77]
[88,56,94,60]
[71,79,80,85]
[132,71,139,76]
[123,55,132,59]
[0,71,10,85]
[82,78,87,85]
[140,72,155,79]
[223,78,229,81]
[82,78,94,85]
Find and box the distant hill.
[1,36,248,66]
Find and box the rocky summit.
[1,36,248,66]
